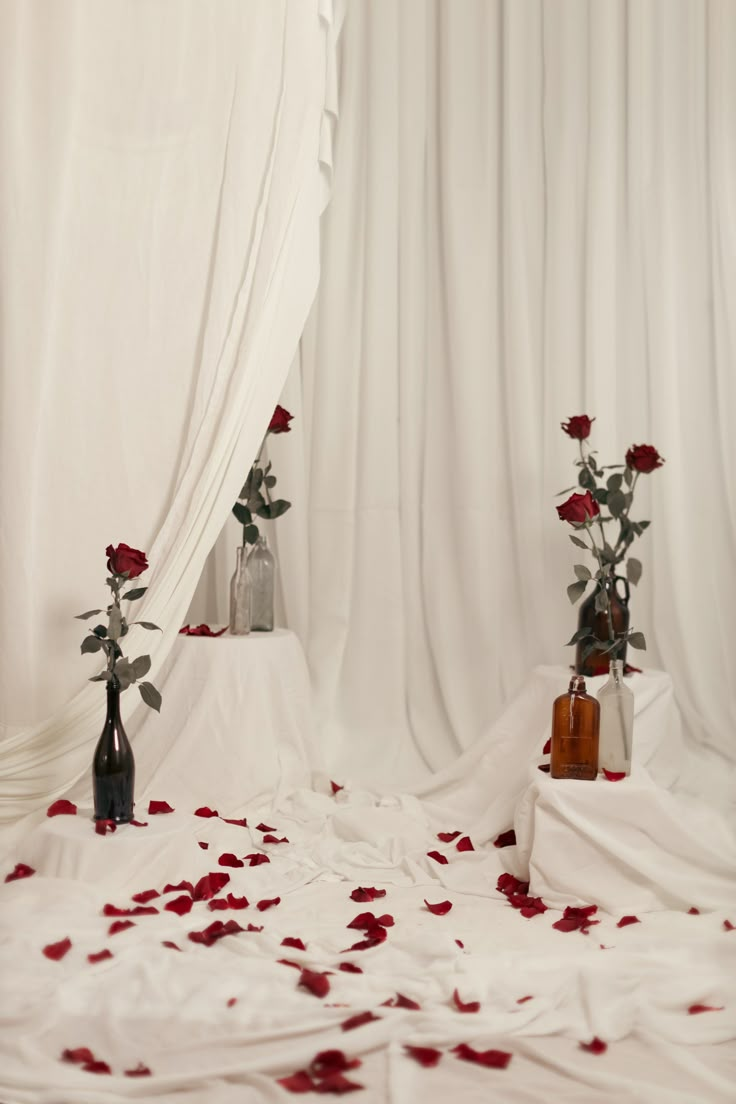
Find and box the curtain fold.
[0,0,343,823]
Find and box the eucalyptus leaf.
[122,587,147,602]
[93,624,108,638]
[593,488,609,504]
[257,498,291,520]
[264,475,277,488]
[606,473,623,494]
[132,654,151,679]
[567,580,587,605]
[569,535,588,550]
[244,524,259,544]
[582,640,604,660]
[114,657,135,690]
[139,681,162,712]
[594,589,609,613]
[578,467,596,491]
[574,564,592,581]
[607,490,626,518]
[89,672,112,682]
[556,486,576,497]
[75,609,103,620]
[132,621,161,631]
[626,557,643,586]
[638,520,650,530]
[628,631,647,650]
[248,490,267,515]
[232,502,252,527]
[565,628,594,646]
[80,635,103,655]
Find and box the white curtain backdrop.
[198,0,735,788]
[0,0,342,822]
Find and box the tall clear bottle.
[247,535,275,631]
[550,674,600,780]
[229,546,251,635]
[597,659,634,775]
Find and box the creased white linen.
[0,0,342,822]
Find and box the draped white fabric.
[0,0,342,822]
[209,0,734,787]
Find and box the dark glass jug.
[575,575,630,676]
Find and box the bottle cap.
[569,674,586,693]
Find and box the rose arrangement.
[76,544,162,711]
[556,416,665,663]
[232,404,293,547]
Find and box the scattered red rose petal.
[404,1044,442,1068]
[494,829,517,848]
[103,903,158,917]
[124,1063,152,1076]
[209,893,249,911]
[313,1072,363,1094]
[165,895,193,916]
[453,989,481,1013]
[94,819,117,835]
[179,624,227,636]
[256,822,276,832]
[579,1037,607,1054]
[244,853,270,866]
[194,807,219,818]
[452,1043,512,1069]
[497,873,529,897]
[132,889,160,903]
[688,907,700,915]
[278,1070,315,1093]
[47,799,77,817]
[148,800,174,814]
[218,852,244,868]
[552,905,599,934]
[246,923,264,932]
[221,817,249,827]
[257,897,281,911]
[384,993,421,1010]
[602,770,626,782]
[193,872,230,900]
[347,911,394,931]
[331,781,344,795]
[278,958,302,970]
[724,920,734,931]
[262,834,289,844]
[108,920,135,936]
[82,1060,112,1075]
[227,998,237,1007]
[5,862,35,882]
[538,764,551,773]
[516,995,534,1004]
[456,835,475,852]
[338,963,363,974]
[427,850,448,865]
[282,937,307,951]
[542,737,551,754]
[299,968,331,998]
[309,1051,362,1079]
[188,919,245,947]
[162,941,181,951]
[62,1047,95,1064]
[617,915,640,928]
[437,831,461,843]
[455,939,465,948]
[198,842,209,850]
[425,899,452,916]
[688,1004,724,1015]
[163,880,194,895]
[87,949,113,964]
[349,886,386,902]
[519,898,548,919]
[341,1011,380,1031]
[130,819,148,827]
[43,937,72,961]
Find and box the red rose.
[268,405,293,434]
[106,543,149,578]
[625,444,664,474]
[561,415,595,440]
[556,491,600,525]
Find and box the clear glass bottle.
[597,659,634,775]
[229,546,251,635]
[247,535,275,632]
[550,674,600,781]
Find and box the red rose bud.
[105,543,148,578]
[561,415,595,440]
[625,444,664,473]
[268,404,293,434]
[556,490,599,525]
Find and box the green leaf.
[81,635,103,655]
[108,606,123,641]
[628,631,647,650]
[582,640,604,660]
[232,502,252,527]
[593,488,609,504]
[594,589,609,613]
[139,681,162,712]
[131,621,161,631]
[606,473,623,494]
[578,467,596,491]
[89,672,112,682]
[567,580,587,604]
[574,564,592,581]
[114,657,135,690]
[257,498,291,521]
[75,609,103,620]
[131,654,151,679]
[264,475,277,488]
[569,534,588,550]
[122,587,147,602]
[244,524,259,544]
[93,624,108,638]
[626,557,643,586]
[556,486,576,497]
[623,466,633,487]
[565,628,594,646]
[638,520,650,530]
[607,490,627,518]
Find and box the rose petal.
[218,852,244,868]
[282,937,307,951]
[387,993,421,1010]
[688,1004,724,1014]
[94,819,117,835]
[299,968,331,998]
[5,862,35,882]
[165,895,194,916]
[342,929,387,952]
[162,941,181,951]
[452,1043,512,1069]
[309,1050,362,1078]
[616,915,640,928]
[341,1011,380,1031]
[542,737,552,754]
[456,836,474,852]
[245,853,270,867]
[198,842,209,850]
[347,911,382,931]
[455,939,465,948]
[493,829,517,848]
[404,1045,442,1068]
[131,889,160,903]
[579,1037,607,1054]
[349,886,386,902]
[516,995,534,1004]
[437,831,461,843]
[82,1061,112,1074]
[314,1072,363,1094]
[552,917,583,933]
[246,923,264,932]
[453,988,481,1013]
[331,781,344,795]
[538,764,551,773]
[193,872,230,900]
[497,873,529,897]
[163,880,194,895]
[87,949,113,964]
[278,958,302,969]
[427,850,448,865]
[221,817,249,827]
[130,820,149,827]
[43,937,72,961]
[687,907,700,915]
[147,800,175,814]
[424,899,452,916]
[256,822,276,832]
[723,919,734,931]
[124,1063,152,1077]
[262,834,289,844]
[194,807,219,818]
[108,920,135,936]
[256,897,281,911]
[209,893,249,911]
[227,998,237,1007]
[103,903,158,917]
[338,963,363,974]
[278,1071,315,1093]
[188,919,245,947]
[47,800,77,817]
[602,769,626,782]
[62,1047,95,1064]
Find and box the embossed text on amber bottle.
[550,674,600,781]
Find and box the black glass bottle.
[93,685,135,822]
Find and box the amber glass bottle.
[575,576,630,676]
[550,674,600,781]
